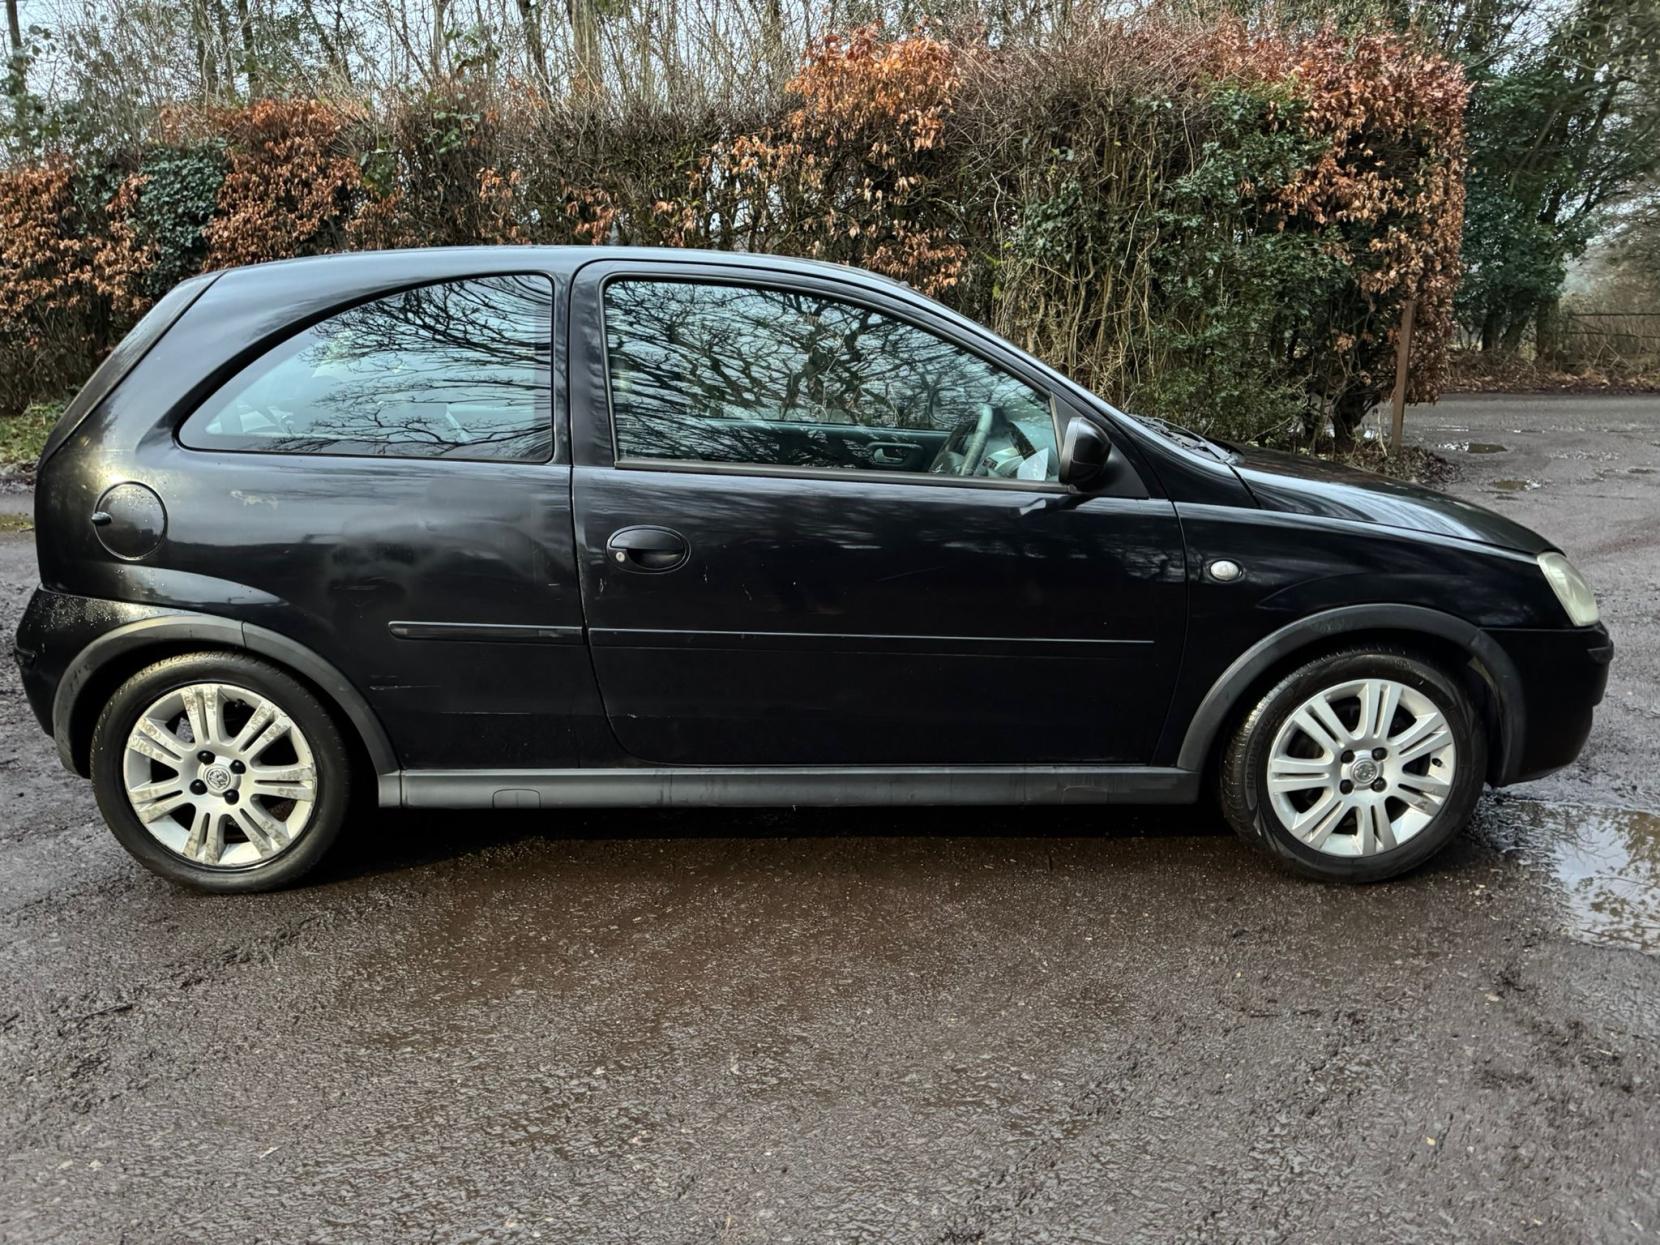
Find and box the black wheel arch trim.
[52,612,399,793]
[1173,604,1525,784]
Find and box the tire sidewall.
[90,653,351,893]
[1234,650,1486,882]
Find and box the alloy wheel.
[121,682,319,868]
[1265,677,1457,857]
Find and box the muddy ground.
[2,394,1658,1243]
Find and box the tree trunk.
[567,0,600,99]
[1500,314,1527,354]
[1331,388,1371,451]
[4,0,22,101]
[1480,308,1504,353]
[513,0,549,91]
[760,0,785,81]
[626,6,653,104]
[191,0,218,98]
[235,0,258,94]
[210,0,235,97]
[430,0,448,81]
[1534,297,1562,368]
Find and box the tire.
[90,652,353,892]
[1218,646,1486,883]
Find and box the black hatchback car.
[14,247,1611,891]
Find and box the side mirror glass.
[1058,416,1111,487]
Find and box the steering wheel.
[929,404,1006,478]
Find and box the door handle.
[867,441,922,466]
[606,525,690,573]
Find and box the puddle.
[1436,441,1508,454]
[1488,478,1542,493]
[1630,467,1656,476]
[1486,799,1660,954]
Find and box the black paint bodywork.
[13,247,1612,808]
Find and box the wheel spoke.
[246,763,317,803]
[1396,727,1453,766]
[131,785,192,823]
[240,712,294,763]
[1395,770,1449,814]
[1297,794,1349,849]
[180,683,230,749]
[1357,802,1397,854]
[182,808,224,865]
[1291,707,1342,758]
[1389,707,1446,753]
[1395,770,1450,795]
[231,802,290,857]
[129,716,189,767]
[230,700,276,753]
[1368,680,1402,741]
[1268,756,1332,793]
[1309,693,1354,747]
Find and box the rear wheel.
[1219,647,1486,882]
[90,652,352,892]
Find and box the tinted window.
[182,275,553,461]
[604,280,1058,481]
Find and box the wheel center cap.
[1351,757,1379,785]
[202,764,234,793]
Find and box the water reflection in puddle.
[1436,441,1509,454]
[1485,799,1660,954]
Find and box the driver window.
[604,279,1060,482]
[180,275,553,461]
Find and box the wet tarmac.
[3,394,1659,1242]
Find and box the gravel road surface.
[2,394,1657,1243]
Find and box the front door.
[568,260,1187,765]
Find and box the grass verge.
[0,402,64,475]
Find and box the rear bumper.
[13,588,175,774]
[1486,623,1612,785]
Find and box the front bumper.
[1486,622,1613,785]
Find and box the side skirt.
[392,766,1201,810]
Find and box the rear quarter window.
[179,275,553,462]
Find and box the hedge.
[0,17,1466,447]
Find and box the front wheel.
[90,652,352,892]
[1219,647,1486,882]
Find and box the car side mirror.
[1058,416,1111,488]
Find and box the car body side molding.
[394,765,1200,810]
[52,612,400,798]
[1173,603,1525,783]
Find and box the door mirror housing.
[1058,416,1112,487]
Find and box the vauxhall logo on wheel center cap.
[1351,757,1380,785]
[202,765,234,793]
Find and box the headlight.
[1537,552,1600,627]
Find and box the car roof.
[213,245,916,293]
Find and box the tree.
[1455,0,1660,357]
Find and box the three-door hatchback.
[13,247,1612,891]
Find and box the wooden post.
[1388,298,1416,457]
